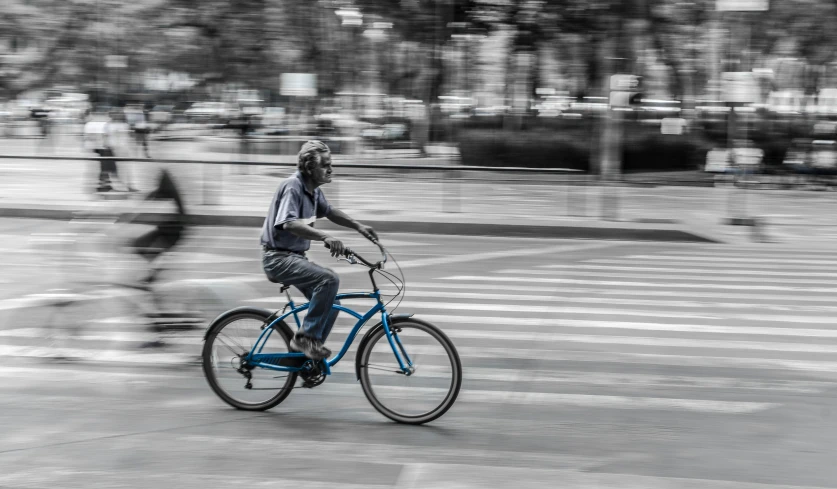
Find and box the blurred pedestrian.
[83,113,133,193]
[125,105,152,158]
[30,107,52,154]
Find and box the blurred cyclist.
[128,168,188,348]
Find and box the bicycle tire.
[357,319,462,425]
[202,310,298,411]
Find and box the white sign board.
[705,149,731,173]
[280,73,317,97]
[105,55,127,69]
[733,147,764,167]
[609,91,631,108]
[661,118,686,135]
[721,72,759,103]
[716,0,768,11]
[610,74,640,91]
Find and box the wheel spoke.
[215,333,247,355]
[365,363,404,373]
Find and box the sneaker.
[290,334,332,360]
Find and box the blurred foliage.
[459,124,712,171]
[4,0,837,104]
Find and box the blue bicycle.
[201,242,462,425]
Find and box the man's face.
[311,152,333,186]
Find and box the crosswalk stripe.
[434,329,837,354]
[588,258,837,271]
[173,434,610,471]
[660,249,837,257]
[412,314,837,339]
[441,275,837,293]
[599,255,837,265]
[449,346,837,373]
[397,463,831,489]
[10,314,837,356]
[311,383,776,413]
[497,269,837,285]
[382,289,837,313]
[401,282,837,303]
[390,301,837,325]
[539,264,837,277]
[0,344,197,364]
[0,363,820,393]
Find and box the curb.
[0,206,718,243]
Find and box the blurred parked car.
[636,99,681,125]
[812,88,837,119]
[185,102,230,123]
[149,105,174,125]
[361,123,411,148]
[255,107,288,135]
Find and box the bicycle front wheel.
[358,319,462,425]
[202,311,297,411]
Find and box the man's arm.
[284,220,345,256]
[326,207,378,242]
[284,220,331,242]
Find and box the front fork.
[383,314,415,376]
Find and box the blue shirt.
[260,171,331,252]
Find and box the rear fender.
[203,306,290,341]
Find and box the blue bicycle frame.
[245,290,414,376]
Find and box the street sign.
[610,74,640,91]
[280,73,317,97]
[661,118,686,135]
[721,72,759,103]
[105,55,127,69]
[716,0,768,11]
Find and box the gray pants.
[262,250,341,342]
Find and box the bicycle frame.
[245,290,414,376]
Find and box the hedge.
[457,128,591,170]
[457,125,713,172]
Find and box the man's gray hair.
[297,140,331,176]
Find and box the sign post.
[716,0,768,232]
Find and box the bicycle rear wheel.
[358,319,462,425]
[2,289,120,361]
[202,311,297,411]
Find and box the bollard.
[443,169,461,213]
[600,178,620,221]
[202,162,222,206]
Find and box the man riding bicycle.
[261,140,377,360]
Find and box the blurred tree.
[0,0,99,98]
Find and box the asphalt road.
[0,218,836,488]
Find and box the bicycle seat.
[279,283,291,293]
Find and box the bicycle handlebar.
[324,239,387,269]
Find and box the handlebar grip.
[323,242,354,257]
[323,241,382,268]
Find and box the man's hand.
[323,236,346,257]
[358,224,378,243]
